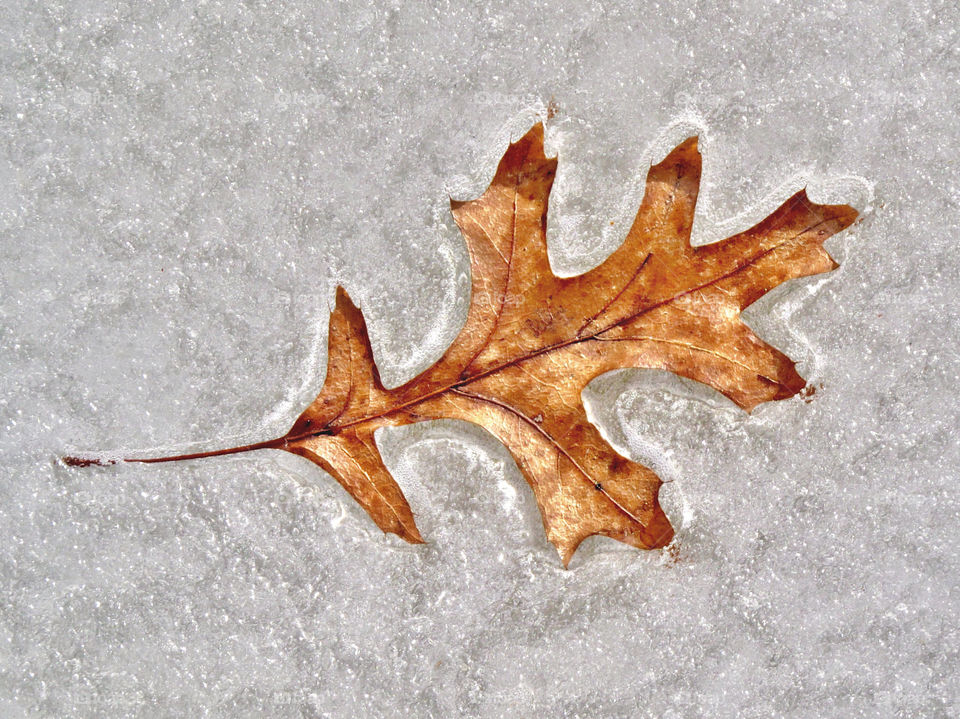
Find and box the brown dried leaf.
[65,123,858,566]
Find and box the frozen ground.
[1,1,958,717]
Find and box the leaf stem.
[62,436,286,467]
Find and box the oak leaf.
[65,123,858,566]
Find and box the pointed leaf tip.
[400,526,426,544]
[334,285,357,311]
[521,120,545,144]
[558,542,578,569]
[658,135,701,166]
[502,122,550,165]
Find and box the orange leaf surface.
[65,123,858,566]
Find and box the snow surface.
[1,1,958,717]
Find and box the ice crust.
[0,1,957,716]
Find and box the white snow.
[1,1,957,717]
